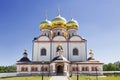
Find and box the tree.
[103,61,120,71]
[0,65,16,73]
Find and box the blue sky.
[0,0,120,65]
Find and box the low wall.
[0,73,17,78]
[0,71,120,78]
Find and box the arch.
[57,65,63,74]
[21,67,28,72]
[41,48,46,56]
[38,36,50,41]
[58,32,60,35]
[53,36,66,41]
[69,35,83,41]
[73,48,78,55]
[31,67,38,71]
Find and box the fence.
[0,71,120,78]
[0,72,17,78]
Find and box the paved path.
[50,76,69,80]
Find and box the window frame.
[73,48,79,56]
[41,48,47,56]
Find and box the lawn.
[70,75,120,80]
[0,75,120,80]
[0,76,50,80]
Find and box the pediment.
[53,36,66,41]
[69,36,83,41]
[37,36,50,41]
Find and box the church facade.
[16,12,103,76]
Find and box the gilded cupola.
[40,19,52,30]
[51,11,67,29]
[66,18,79,29]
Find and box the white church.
[16,12,103,76]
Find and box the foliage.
[103,61,120,71]
[0,65,16,73]
[0,76,50,80]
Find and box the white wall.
[69,36,87,61]
[33,36,50,61]
[33,35,87,62]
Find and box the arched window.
[72,33,74,36]
[31,67,38,71]
[21,67,28,72]
[72,67,75,71]
[44,33,46,36]
[45,67,48,71]
[86,67,89,71]
[73,48,78,55]
[54,33,56,36]
[91,66,97,71]
[69,34,70,38]
[41,48,46,56]
[58,32,60,35]
[82,67,84,71]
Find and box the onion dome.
[18,49,31,62]
[40,19,51,30]
[51,14,67,29]
[66,18,79,29]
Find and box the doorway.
[57,65,63,75]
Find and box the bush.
[0,65,16,73]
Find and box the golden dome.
[51,15,67,29]
[40,19,51,30]
[66,18,79,29]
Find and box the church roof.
[51,55,68,62]
[18,57,31,62]
[87,57,95,61]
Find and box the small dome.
[40,19,51,30]
[18,57,31,62]
[51,15,67,29]
[66,18,79,29]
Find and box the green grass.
[0,76,50,80]
[70,75,120,80]
[0,75,120,80]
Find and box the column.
[28,65,31,74]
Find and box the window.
[73,48,78,55]
[72,67,75,71]
[41,66,48,72]
[91,66,97,71]
[41,48,46,56]
[45,33,46,36]
[54,33,56,36]
[31,67,38,72]
[21,67,28,72]
[69,34,70,38]
[82,67,89,71]
[82,67,84,71]
[70,33,74,36]
[86,67,89,71]
[58,32,60,35]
